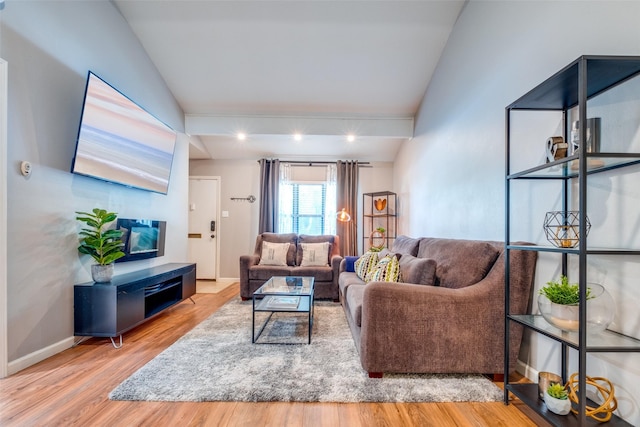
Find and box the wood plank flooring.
[0,283,549,426]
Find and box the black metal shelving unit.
[362,191,397,251]
[505,56,640,426]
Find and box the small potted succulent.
[544,382,571,415]
[76,208,125,283]
[538,275,591,332]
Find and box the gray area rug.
[109,299,503,402]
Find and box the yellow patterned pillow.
[366,254,401,282]
[354,251,379,281]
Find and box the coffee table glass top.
[254,276,314,296]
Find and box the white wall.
[1,1,189,372]
[394,1,640,423]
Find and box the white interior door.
[188,177,219,280]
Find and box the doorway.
[188,177,220,280]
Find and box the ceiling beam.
[185,114,414,138]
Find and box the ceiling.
[114,0,465,161]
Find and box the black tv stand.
[74,263,196,348]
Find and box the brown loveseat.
[239,233,342,300]
[339,235,537,377]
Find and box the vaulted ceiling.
[114,0,465,161]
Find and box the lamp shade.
[336,208,351,222]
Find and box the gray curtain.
[258,159,280,233]
[336,160,359,256]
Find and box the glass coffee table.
[252,276,315,344]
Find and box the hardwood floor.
[0,284,549,426]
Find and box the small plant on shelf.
[545,382,571,415]
[376,227,386,234]
[539,275,592,305]
[76,208,125,282]
[546,382,568,400]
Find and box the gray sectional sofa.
[239,232,342,300]
[339,235,537,377]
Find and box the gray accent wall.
[394,1,640,424]
[1,1,189,368]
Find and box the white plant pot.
[544,390,571,415]
[91,264,114,283]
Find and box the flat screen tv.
[71,72,177,194]
[116,219,166,263]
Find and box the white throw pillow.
[300,242,330,266]
[259,241,290,266]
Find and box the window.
[278,164,336,235]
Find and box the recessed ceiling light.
[293,133,302,141]
[346,134,356,142]
[237,132,246,141]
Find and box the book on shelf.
[265,295,300,309]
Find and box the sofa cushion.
[354,251,379,281]
[417,238,500,289]
[295,266,333,282]
[339,271,365,300]
[391,235,421,256]
[398,254,437,286]
[344,256,359,272]
[259,233,298,266]
[297,235,335,266]
[366,254,401,282]
[258,241,290,266]
[248,265,293,281]
[345,284,365,327]
[299,242,330,266]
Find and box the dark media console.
[74,263,196,348]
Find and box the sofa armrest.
[239,255,260,298]
[360,276,508,374]
[330,254,343,286]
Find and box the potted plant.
[538,275,615,333]
[76,208,125,283]
[544,382,571,415]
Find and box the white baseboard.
[8,336,75,376]
[516,358,539,383]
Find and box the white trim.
[189,176,221,280]
[7,337,75,376]
[0,58,8,378]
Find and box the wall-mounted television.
[71,72,177,194]
[116,219,166,263]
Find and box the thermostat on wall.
[20,161,32,176]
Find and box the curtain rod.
[257,160,370,166]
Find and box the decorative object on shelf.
[571,118,601,155]
[230,195,256,203]
[374,198,387,211]
[336,208,351,222]
[567,373,618,422]
[543,211,591,248]
[538,371,563,399]
[545,382,571,416]
[369,228,385,250]
[538,277,614,332]
[546,136,568,163]
[76,208,125,283]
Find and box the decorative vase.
[92,264,114,283]
[538,283,614,333]
[545,391,571,415]
[374,198,387,211]
[369,230,385,250]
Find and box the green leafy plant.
[76,208,125,265]
[539,275,592,305]
[546,382,568,400]
[376,227,386,233]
